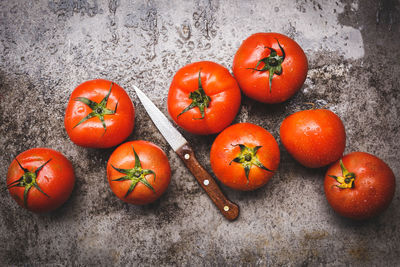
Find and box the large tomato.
[280,109,346,168]
[324,152,396,220]
[6,148,75,213]
[107,141,171,205]
[168,61,241,135]
[233,32,308,103]
[65,79,135,148]
[210,123,280,191]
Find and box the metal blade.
[133,85,187,151]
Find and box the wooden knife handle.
[176,144,239,221]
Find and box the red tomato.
[6,148,75,213]
[64,79,135,148]
[233,32,308,103]
[168,61,241,135]
[280,109,346,168]
[107,141,171,205]
[324,152,396,220]
[210,123,280,191]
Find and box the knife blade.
[133,85,239,221]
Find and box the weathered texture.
[1,0,399,266]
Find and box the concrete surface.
[1,0,399,266]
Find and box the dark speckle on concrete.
[48,0,102,17]
[1,0,399,265]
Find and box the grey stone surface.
[1,0,399,265]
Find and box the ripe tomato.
[64,79,135,148]
[168,61,241,135]
[324,152,396,220]
[280,109,346,168]
[233,32,308,104]
[6,148,75,213]
[107,141,171,205]
[210,123,280,191]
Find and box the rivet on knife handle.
[176,144,239,221]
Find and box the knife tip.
[132,84,143,98]
[132,84,139,92]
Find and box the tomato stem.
[111,146,156,198]
[6,158,51,208]
[229,144,273,183]
[73,82,119,134]
[177,70,211,120]
[247,39,285,93]
[328,159,356,189]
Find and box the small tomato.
[6,148,75,213]
[324,152,396,220]
[210,123,280,191]
[65,79,135,148]
[280,109,346,168]
[233,32,308,103]
[107,141,171,205]
[168,61,241,135]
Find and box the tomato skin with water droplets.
[107,141,171,205]
[168,61,241,135]
[280,109,346,168]
[64,79,135,148]
[6,148,75,213]
[233,32,308,104]
[210,123,280,191]
[324,152,395,220]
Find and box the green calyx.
[328,159,356,189]
[111,146,156,198]
[177,70,211,120]
[248,39,285,92]
[7,158,51,208]
[73,82,118,133]
[229,144,273,183]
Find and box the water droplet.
[187,41,195,50]
[77,106,85,113]
[176,39,184,49]
[124,14,138,28]
[178,21,191,40]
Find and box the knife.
[133,85,239,221]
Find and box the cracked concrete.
[1,0,399,265]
